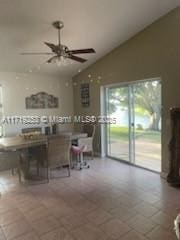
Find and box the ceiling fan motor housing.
[58,45,69,57]
[52,21,64,29]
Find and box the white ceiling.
[0,0,179,77]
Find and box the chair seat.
[71,145,86,155]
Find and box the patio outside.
[108,126,161,172]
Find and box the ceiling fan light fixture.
[54,55,69,66]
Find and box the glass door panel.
[133,80,161,172]
[106,86,130,162]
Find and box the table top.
[0,136,48,151]
[0,132,87,151]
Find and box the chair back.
[82,124,95,138]
[78,137,92,152]
[48,135,71,168]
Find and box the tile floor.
[0,158,179,240]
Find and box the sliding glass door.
[105,79,161,172]
[106,86,130,162]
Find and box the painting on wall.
[25,92,59,109]
[81,83,90,107]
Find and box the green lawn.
[109,126,161,143]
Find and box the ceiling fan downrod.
[52,21,64,46]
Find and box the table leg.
[17,151,22,183]
[46,144,49,182]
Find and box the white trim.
[103,77,161,89]
[100,86,106,158]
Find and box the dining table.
[0,135,48,183]
[0,131,88,184]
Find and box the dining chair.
[78,123,96,159]
[47,135,71,178]
[82,124,96,138]
[71,145,90,170]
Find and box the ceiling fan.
[21,21,96,64]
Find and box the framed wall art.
[81,83,90,107]
[25,92,59,109]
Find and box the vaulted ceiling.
[0,0,179,77]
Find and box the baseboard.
[160,171,168,179]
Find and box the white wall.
[0,72,74,136]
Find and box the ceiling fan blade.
[67,48,95,54]
[68,55,87,63]
[44,42,58,53]
[21,52,54,55]
[47,56,57,63]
